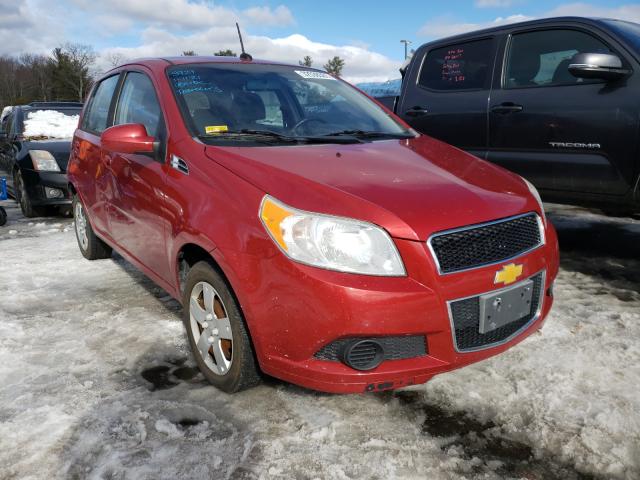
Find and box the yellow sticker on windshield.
[205,125,228,134]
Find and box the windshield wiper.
[198,129,298,142]
[199,129,364,144]
[322,129,415,139]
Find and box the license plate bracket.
[478,280,534,334]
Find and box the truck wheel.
[15,170,44,218]
[182,261,261,393]
[73,194,112,260]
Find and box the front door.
[398,37,498,159]
[488,26,639,195]
[106,70,172,282]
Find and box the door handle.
[405,107,429,117]
[491,102,523,114]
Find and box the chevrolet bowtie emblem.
[494,263,523,286]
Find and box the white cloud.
[545,2,640,22]
[243,5,295,27]
[419,3,640,39]
[475,0,516,7]
[418,14,529,38]
[72,0,294,30]
[97,30,400,83]
[0,0,65,54]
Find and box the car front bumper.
[21,168,72,207]
[223,219,560,394]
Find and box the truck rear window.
[418,38,493,91]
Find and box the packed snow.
[22,109,79,140]
[0,199,638,479]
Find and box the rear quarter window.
[418,38,494,91]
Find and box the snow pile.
[23,110,79,139]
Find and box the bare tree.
[105,52,125,68]
[182,50,197,56]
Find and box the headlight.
[29,150,60,172]
[522,177,545,223]
[259,195,406,276]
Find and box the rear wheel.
[73,194,112,260]
[15,169,44,218]
[182,261,260,393]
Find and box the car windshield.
[167,63,414,145]
[603,20,640,52]
[22,108,81,140]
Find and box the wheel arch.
[176,241,264,363]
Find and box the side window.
[418,39,494,91]
[114,72,162,137]
[82,75,119,133]
[505,29,612,88]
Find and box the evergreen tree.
[49,44,96,101]
[299,56,313,67]
[323,56,345,77]
[214,49,236,57]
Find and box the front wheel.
[72,194,112,260]
[15,169,44,218]
[182,261,260,393]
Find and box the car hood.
[23,139,72,172]
[204,136,537,241]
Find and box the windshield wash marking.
[294,70,336,80]
[169,69,220,95]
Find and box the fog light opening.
[45,187,64,199]
[341,339,384,371]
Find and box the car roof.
[102,56,300,76]
[418,16,616,47]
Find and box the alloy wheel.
[189,281,233,375]
[74,201,89,251]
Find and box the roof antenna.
[236,22,252,61]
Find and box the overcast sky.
[1,0,639,83]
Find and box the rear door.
[106,69,172,282]
[398,36,498,159]
[487,24,639,195]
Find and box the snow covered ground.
[0,199,638,480]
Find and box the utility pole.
[400,39,412,60]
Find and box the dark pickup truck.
[381,17,640,213]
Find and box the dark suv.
[0,102,82,216]
[386,17,640,213]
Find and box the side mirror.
[101,123,155,154]
[569,53,630,81]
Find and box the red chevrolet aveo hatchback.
[68,57,559,394]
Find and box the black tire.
[72,194,112,260]
[15,169,44,218]
[182,261,261,393]
[0,206,6,226]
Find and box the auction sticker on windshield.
[294,70,336,80]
